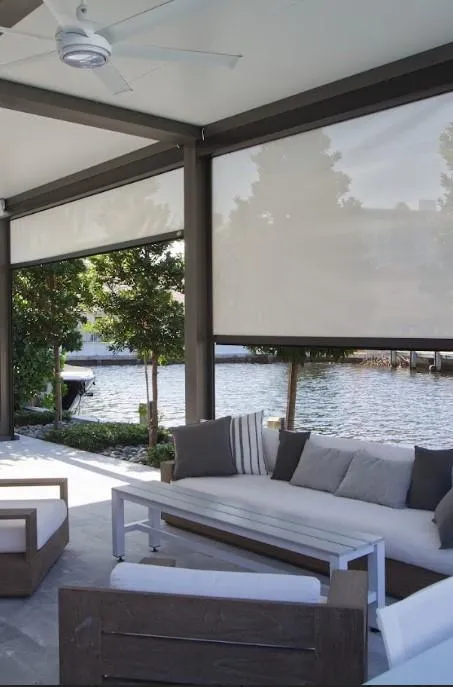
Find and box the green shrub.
[147,441,175,468]
[44,421,169,453]
[14,409,72,426]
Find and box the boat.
[61,365,96,411]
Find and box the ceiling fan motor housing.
[56,30,112,69]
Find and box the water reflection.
[78,362,453,448]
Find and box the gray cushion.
[407,446,453,511]
[172,416,237,480]
[290,439,354,493]
[434,488,453,549]
[272,430,311,482]
[336,450,413,508]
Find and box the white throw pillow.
[230,410,266,475]
[110,563,321,603]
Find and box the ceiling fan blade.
[0,25,55,42]
[115,43,241,69]
[42,0,77,28]
[98,0,206,45]
[0,50,56,70]
[92,64,132,95]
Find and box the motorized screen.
[11,168,183,264]
[212,92,453,343]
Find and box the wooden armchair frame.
[59,569,368,686]
[0,478,69,596]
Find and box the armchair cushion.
[110,563,321,603]
[0,499,67,553]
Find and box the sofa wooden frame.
[161,461,444,599]
[59,569,368,686]
[0,477,69,596]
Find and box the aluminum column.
[183,144,214,423]
[0,215,14,439]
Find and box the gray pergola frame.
[1,0,453,439]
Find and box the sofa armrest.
[0,507,37,556]
[160,460,175,483]
[0,477,68,505]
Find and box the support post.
[0,215,14,440]
[409,350,418,370]
[184,144,214,424]
[390,350,398,368]
[435,351,442,372]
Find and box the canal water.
[77,362,453,448]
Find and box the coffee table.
[111,481,385,626]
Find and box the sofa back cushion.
[261,429,414,473]
[310,433,414,464]
[336,449,413,508]
[263,427,280,473]
[111,562,321,604]
[290,439,354,493]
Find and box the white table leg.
[329,554,348,576]
[112,489,125,560]
[148,506,162,552]
[368,539,386,629]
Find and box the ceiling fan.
[0,0,242,95]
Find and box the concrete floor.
[0,435,388,685]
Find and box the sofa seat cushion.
[0,499,67,553]
[110,562,321,603]
[175,476,453,576]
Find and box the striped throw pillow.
[230,410,266,475]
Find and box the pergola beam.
[7,142,183,218]
[0,78,201,143]
[203,40,453,153]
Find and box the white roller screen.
[11,168,183,264]
[212,92,453,340]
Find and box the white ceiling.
[1,0,453,125]
[0,107,154,197]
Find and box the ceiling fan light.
[57,31,112,70]
[63,49,107,69]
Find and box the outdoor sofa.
[161,421,453,599]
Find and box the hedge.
[14,409,72,426]
[45,422,170,453]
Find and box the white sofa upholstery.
[175,429,453,577]
[0,499,67,553]
[111,562,321,602]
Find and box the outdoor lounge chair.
[0,477,69,596]
[377,575,453,668]
[59,567,368,685]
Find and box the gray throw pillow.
[290,440,354,493]
[172,416,237,480]
[272,430,311,482]
[336,450,413,508]
[407,446,453,511]
[434,488,453,549]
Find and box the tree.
[248,346,353,429]
[12,272,54,409]
[87,242,184,447]
[13,261,87,424]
